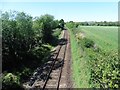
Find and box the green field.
[68,26,119,88]
[78,26,118,51]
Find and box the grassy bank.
[68,29,91,88]
[67,25,119,88]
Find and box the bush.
[88,50,120,88]
[2,73,23,89]
[20,68,32,81]
[81,38,94,48]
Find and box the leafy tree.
[52,20,59,29]
[2,11,38,71]
[35,14,55,43]
[59,19,65,30]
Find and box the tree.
[59,19,65,30]
[2,11,37,71]
[52,20,59,29]
[35,14,55,43]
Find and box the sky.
[0,0,119,2]
[0,1,119,22]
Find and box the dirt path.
[23,30,72,89]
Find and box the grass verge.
[68,29,91,88]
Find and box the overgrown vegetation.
[68,29,91,88]
[2,11,64,89]
[66,22,119,88]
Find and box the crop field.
[78,26,118,51]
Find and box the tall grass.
[69,29,91,88]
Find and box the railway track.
[42,30,68,89]
[23,30,69,89]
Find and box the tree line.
[68,21,119,26]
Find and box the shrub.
[2,73,23,89]
[88,50,120,88]
[20,68,32,81]
[81,38,94,48]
